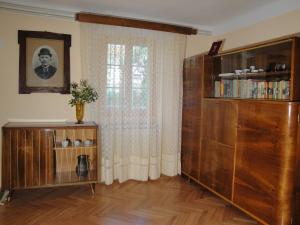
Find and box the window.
[106,43,149,109]
[106,44,124,107]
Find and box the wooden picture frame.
[18,30,71,94]
[208,40,223,56]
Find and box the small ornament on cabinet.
[208,39,224,56]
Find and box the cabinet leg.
[0,189,12,205]
[90,183,96,195]
[7,189,14,202]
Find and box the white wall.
[186,7,300,57]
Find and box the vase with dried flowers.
[69,79,98,124]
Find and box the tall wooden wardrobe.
[181,34,300,225]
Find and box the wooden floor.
[0,176,257,225]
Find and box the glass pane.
[107,65,122,88]
[132,70,147,89]
[132,46,148,67]
[106,43,125,107]
[107,44,125,65]
[106,87,121,106]
[132,88,147,108]
[132,45,149,108]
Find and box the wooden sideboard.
[182,34,300,225]
[1,122,98,194]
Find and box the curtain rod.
[76,12,198,35]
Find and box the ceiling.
[1,0,300,35]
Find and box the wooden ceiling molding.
[75,12,198,35]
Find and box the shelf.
[54,145,97,150]
[218,71,290,80]
[54,170,97,185]
[209,97,290,102]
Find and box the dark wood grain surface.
[2,129,11,189]
[181,55,203,180]
[291,38,300,101]
[203,55,214,98]
[234,101,298,225]
[201,99,237,146]
[2,123,98,191]
[76,13,197,35]
[3,121,97,128]
[294,105,300,225]
[200,99,237,199]
[182,33,300,224]
[200,139,234,199]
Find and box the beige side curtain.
[80,23,186,185]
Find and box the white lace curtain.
[80,23,186,185]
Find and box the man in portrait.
[34,48,57,79]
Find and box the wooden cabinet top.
[217,34,300,56]
[2,121,98,129]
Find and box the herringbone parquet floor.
[0,176,257,225]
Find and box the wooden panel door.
[200,99,237,199]
[181,58,192,175]
[234,101,298,225]
[181,55,203,180]
[2,128,54,190]
[296,104,300,225]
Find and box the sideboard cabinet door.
[234,102,298,225]
[2,128,54,190]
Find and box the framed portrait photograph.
[18,30,71,94]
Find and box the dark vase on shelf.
[76,154,90,177]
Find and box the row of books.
[214,79,290,99]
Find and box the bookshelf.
[209,36,300,101]
[181,34,300,225]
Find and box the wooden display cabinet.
[1,122,98,194]
[181,34,300,225]
[209,36,300,101]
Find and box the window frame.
[104,40,151,112]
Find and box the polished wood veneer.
[181,55,203,180]
[183,99,300,225]
[201,99,237,146]
[235,102,298,225]
[200,99,237,200]
[2,128,54,189]
[200,139,234,200]
[181,36,300,224]
[2,122,98,192]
